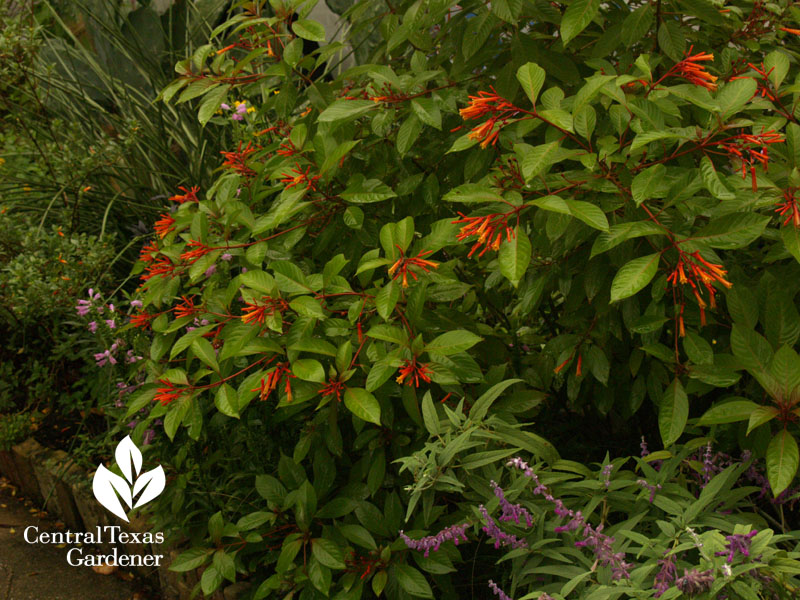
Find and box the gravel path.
[0,477,149,600]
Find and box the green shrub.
[0,411,34,450]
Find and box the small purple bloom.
[491,481,533,527]
[127,421,137,429]
[220,103,230,110]
[602,463,613,489]
[399,523,469,557]
[637,479,662,503]
[76,299,91,316]
[130,299,143,308]
[108,304,115,313]
[204,264,216,277]
[488,581,514,600]
[231,113,244,121]
[653,553,677,598]
[715,530,757,563]
[105,319,116,329]
[480,505,527,549]
[88,321,98,333]
[221,253,232,261]
[236,103,248,114]
[142,429,156,445]
[675,568,714,595]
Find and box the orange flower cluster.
[139,240,159,263]
[130,312,153,330]
[730,62,779,102]
[141,256,174,281]
[387,246,438,287]
[671,47,718,91]
[396,357,433,387]
[776,188,800,228]
[281,164,321,191]
[252,362,295,402]
[319,378,346,402]
[169,186,200,204]
[221,141,258,178]
[667,251,732,329]
[458,87,520,148]
[277,140,298,156]
[153,213,176,239]
[781,27,800,35]
[452,211,515,258]
[174,295,199,319]
[155,379,185,406]
[180,240,213,264]
[241,296,289,326]
[718,130,783,192]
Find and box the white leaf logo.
[93,436,165,522]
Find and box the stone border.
[0,438,251,600]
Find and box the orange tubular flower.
[319,379,346,402]
[396,357,433,387]
[174,296,198,319]
[180,240,212,264]
[141,256,174,281]
[780,27,800,35]
[221,141,258,178]
[667,251,732,326]
[459,87,521,149]
[155,379,185,406]
[671,47,718,91]
[387,246,439,288]
[776,188,800,228]
[718,129,784,192]
[277,140,298,157]
[241,297,289,326]
[153,213,176,239]
[280,163,321,191]
[170,186,200,204]
[139,240,159,263]
[130,312,153,330]
[252,362,295,402]
[452,211,516,258]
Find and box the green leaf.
[697,399,760,425]
[215,384,239,418]
[621,5,653,47]
[425,330,482,355]
[657,21,685,61]
[311,539,346,569]
[376,280,401,320]
[747,406,779,435]
[410,98,442,130]
[443,184,504,204]
[339,524,377,550]
[766,430,799,496]
[341,176,397,204]
[660,379,688,447]
[692,214,770,249]
[781,226,800,264]
[191,337,219,372]
[289,296,327,319]
[590,221,665,257]
[343,388,381,425]
[699,156,735,200]
[516,62,546,106]
[318,100,375,123]
[292,19,326,42]
[470,379,523,421]
[561,0,601,46]
[498,228,531,286]
[610,253,660,302]
[565,199,609,231]
[421,391,440,435]
[292,358,326,383]
[397,114,423,157]
[631,164,667,206]
[198,84,230,125]
[169,548,212,572]
[718,78,757,120]
[517,141,561,181]
[367,324,408,345]
[394,564,434,599]
[683,332,713,365]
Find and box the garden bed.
[0,437,250,600]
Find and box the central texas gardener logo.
[92,436,165,522]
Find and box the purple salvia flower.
[702,442,714,487]
[399,523,469,557]
[715,530,757,563]
[479,505,527,549]
[675,568,714,595]
[653,553,677,598]
[602,463,613,489]
[491,481,533,527]
[487,581,513,600]
[130,299,143,308]
[127,420,137,429]
[637,479,662,503]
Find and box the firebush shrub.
[109,0,800,598]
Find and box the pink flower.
[220,103,230,110]
[204,265,216,277]
[232,113,244,121]
[221,253,232,261]
[105,319,116,329]
[88,321,98,333]
[130,299,143,308]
